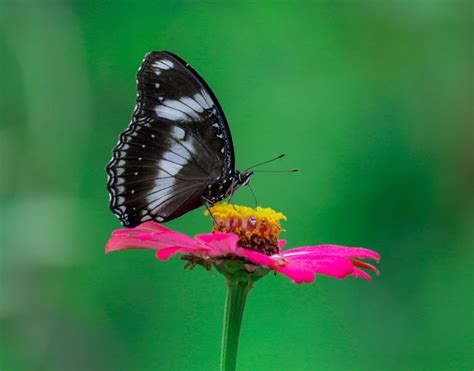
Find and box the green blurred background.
[1,1,473,370]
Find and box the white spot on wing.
[152,60,173,71]
[170,126,185,140]
[161,59,174,68]
[163,149,189,165]
[163,99,199,120]
[155,105,188,122]
[194,90,212,109]
[180,96,203,113]
[201,89,213,108]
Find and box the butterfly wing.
[106,51,235,227]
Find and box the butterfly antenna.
[247,183,258,208]
[244,154,285,171]
[253,168,299,173]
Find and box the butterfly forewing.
[107,51,235,226]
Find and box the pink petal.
[242,249,353,281]
[137,221,171,232]
[111,222,170,236]
[352,268,372,280]
[278,239,287,249]
[105,224,204,253]
[283,254,355,279]
[351,259,380,276]
[284,245,380,262]
[195,233,240,256]
[156,246,210,260]
[105,234,167,253]
[239,249,315,284]
[273,265,316,284]
[238,249,275,266]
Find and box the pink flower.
[106,204,380,284]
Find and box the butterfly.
[106,51,253,227]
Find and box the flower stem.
[220,278,252,371]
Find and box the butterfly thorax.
[204,171,253,204]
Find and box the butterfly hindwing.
[107,51,235,226]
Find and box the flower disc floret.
[207,203,287,255]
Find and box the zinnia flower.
[106,203,381,371]
[105,203,380,284]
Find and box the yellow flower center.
[205,203,286,255]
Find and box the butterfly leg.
[247,183,258,208]
[202,197,218,225]
[227,180,238,210]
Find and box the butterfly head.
[221,171,253,199]
[218,171,252,200]
[236,171,253,187]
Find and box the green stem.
[220,278,252,371]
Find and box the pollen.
[205,203,286,255]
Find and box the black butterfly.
[106,51,253,227]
